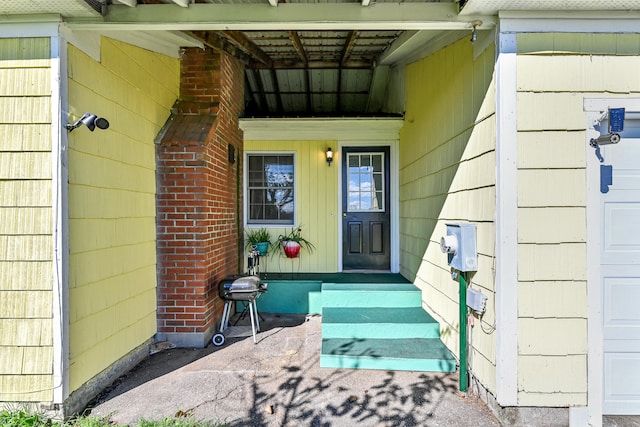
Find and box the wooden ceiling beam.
[340,30,359,67]
[190,31,255,65]
[287,31,308,65]
[217,30,273,67]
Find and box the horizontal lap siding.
[0,37,54,403]
[67,38,179,393]
[514,32,640,406]
[244,139,338,273]
[400,38,498,394]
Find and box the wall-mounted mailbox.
[440,222,478,272]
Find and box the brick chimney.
[155,47,244,347]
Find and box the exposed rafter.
[287,31,308,66]
[68,4,496,31]
[190,31,255,65]
[340,30,359,67]
[217,31,273,67]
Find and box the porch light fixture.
[469,20,482,44]
[65,112,110,133]
[326,147,333,166]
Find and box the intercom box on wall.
[440,222,478,272]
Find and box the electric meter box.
[442,223,478,272]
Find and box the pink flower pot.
[283,241,301,258]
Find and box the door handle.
[343,212,347,217]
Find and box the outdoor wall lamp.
[469,20,482,44]
[64,112,110,132]
[326,147,333,166]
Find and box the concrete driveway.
[89,313,501,427]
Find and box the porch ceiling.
[3,0,638,117]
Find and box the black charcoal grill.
[212,250,268,346]
[218,275,267,301]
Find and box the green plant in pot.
[274,226,315,258]
[245,227,272,256]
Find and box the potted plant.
[274,226,315,258]
[245,227,272,256]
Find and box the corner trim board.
[494,31,518,406]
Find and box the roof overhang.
[65,3,496,32]
[239,117,404,140]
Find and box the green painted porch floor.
[260,272,410,283]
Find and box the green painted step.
[320,337,456,372]
[321,307,441,339]
[321,283,422,308]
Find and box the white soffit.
[0,0,100,17]
[101,30,203,58]
[461,0,640,15]
[239,118,404,141]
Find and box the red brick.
[157,47,244,334]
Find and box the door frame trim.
[584,97,640,423]
[585,105,604,425]
[337,140,399,273]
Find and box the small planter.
[245,228,272,256]
[282,241,301,258]
[255,241,270,256]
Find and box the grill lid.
[218,275,267,300]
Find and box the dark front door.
[342,146,390,270]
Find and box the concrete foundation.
[63,338,153,417]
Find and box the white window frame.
[244,151,297,227]
[345,151,386,213]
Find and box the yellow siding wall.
[0,37,54,403]
[244,140,339,272]
[67,38,179,393]
[400,38,497,392]
[513,33,640,407]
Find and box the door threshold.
[342,269,393,274]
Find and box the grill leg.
[220,301,232,333]
[248,300,257,344]
[253,300,264,332]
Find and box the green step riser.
[320,355,456,372]
[319,284,453,373]
[321,291,422,308]
[322,324,441,339]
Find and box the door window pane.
[347,153,385,212]
[247,154,295,224]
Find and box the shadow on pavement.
[88,313,500,427]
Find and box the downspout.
[52,29,70,411]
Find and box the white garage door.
[600,138,640,414]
